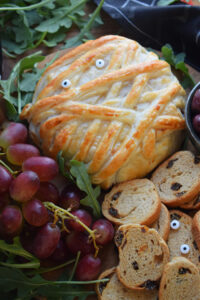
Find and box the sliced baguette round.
[96,267,158,300]
[180,193,200,210]
[159,257,200,300]
[115,224,169,290]
[151,151,200,206]
[192,210,200,251]
[168,210,200,270]
[102,179,161,226]
[151,203,170,241]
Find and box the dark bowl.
[185,82,200,151]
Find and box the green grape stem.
[0,159,19,176]
[43,202,99,257]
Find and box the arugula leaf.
[63,0,104,49]
[57,152,101,218]
[0,237,40,269]
[161,44,195,89]
[0,51,59,120]
[0,266,107,300]
[70,160,101,218]
[57,150,74,182]
[0,0,104,56]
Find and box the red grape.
[0,193,10,211]
[191,89,200,114]
[92,219,114,245]
[22,198,49,227]
[60,185,81,210]
[50,238,69,262]
[0,122,28,150]
[75,254,101,281]
[0,165,12,193]
[9,171,40,202]
[193,114,200,134]
[6,143,40,166]
[69,209,92,232]
[33,223,60,259]
[22,156,59,182]
[0,205,22,236]
[35,182,59,204]
[65,231,94,255]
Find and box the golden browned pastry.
[21,35,186,189]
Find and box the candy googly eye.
[95,59,105,69]
[61,79,71,88]
[170,220,180,230]
[180,244,190,254]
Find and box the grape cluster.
[191,89,200,134]
[0,122,114,281]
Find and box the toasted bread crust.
[102,179,161,226]
[151,204,170,241]
[151,151,200,206]
[96,267,158,300]
[168,210,200,270]
[180,193,200,210]
[192,210,200,251]
[115,224,169,290]
[159,257,200,300]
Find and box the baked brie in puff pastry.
[21,35,186,189]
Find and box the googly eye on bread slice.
[180,193,200,210]
[102,179,161,226]
[159,257,200,300]
[192,210,200,251]
[151,151,200,207]
[115,224,169,290]
[96,267,158,300]
[168,210,200,270]
[150,203,170,241]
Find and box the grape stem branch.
[44,202,99,257]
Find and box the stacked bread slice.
[98,150,200,299]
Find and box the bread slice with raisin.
[115,224,169,290]
[168,210,200,270]
[102,179,161,226]
[151,151,200,206]
[159,257,200,300]
[151,203,170,241]
[180,193,200,210]
[96,267,158,300]
[192,210,200,251]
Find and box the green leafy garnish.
[57,152,101,218]
[70,160,101,218]
[0,0,104,56]
[0,266,108,300]
[0,51,59,120]
[0,237,40,269]
[62,0,104,49]
[161,44,195,89]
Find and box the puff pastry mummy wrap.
[21,35,186,189]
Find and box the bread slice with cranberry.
[159,257,200,300]
[115,224,169,290]
[151,151,200,206]
[168,210,200,270]
[151,203,170,241]
[96,267,158,300]
[192,210,200,251]
[102,179,161,226]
